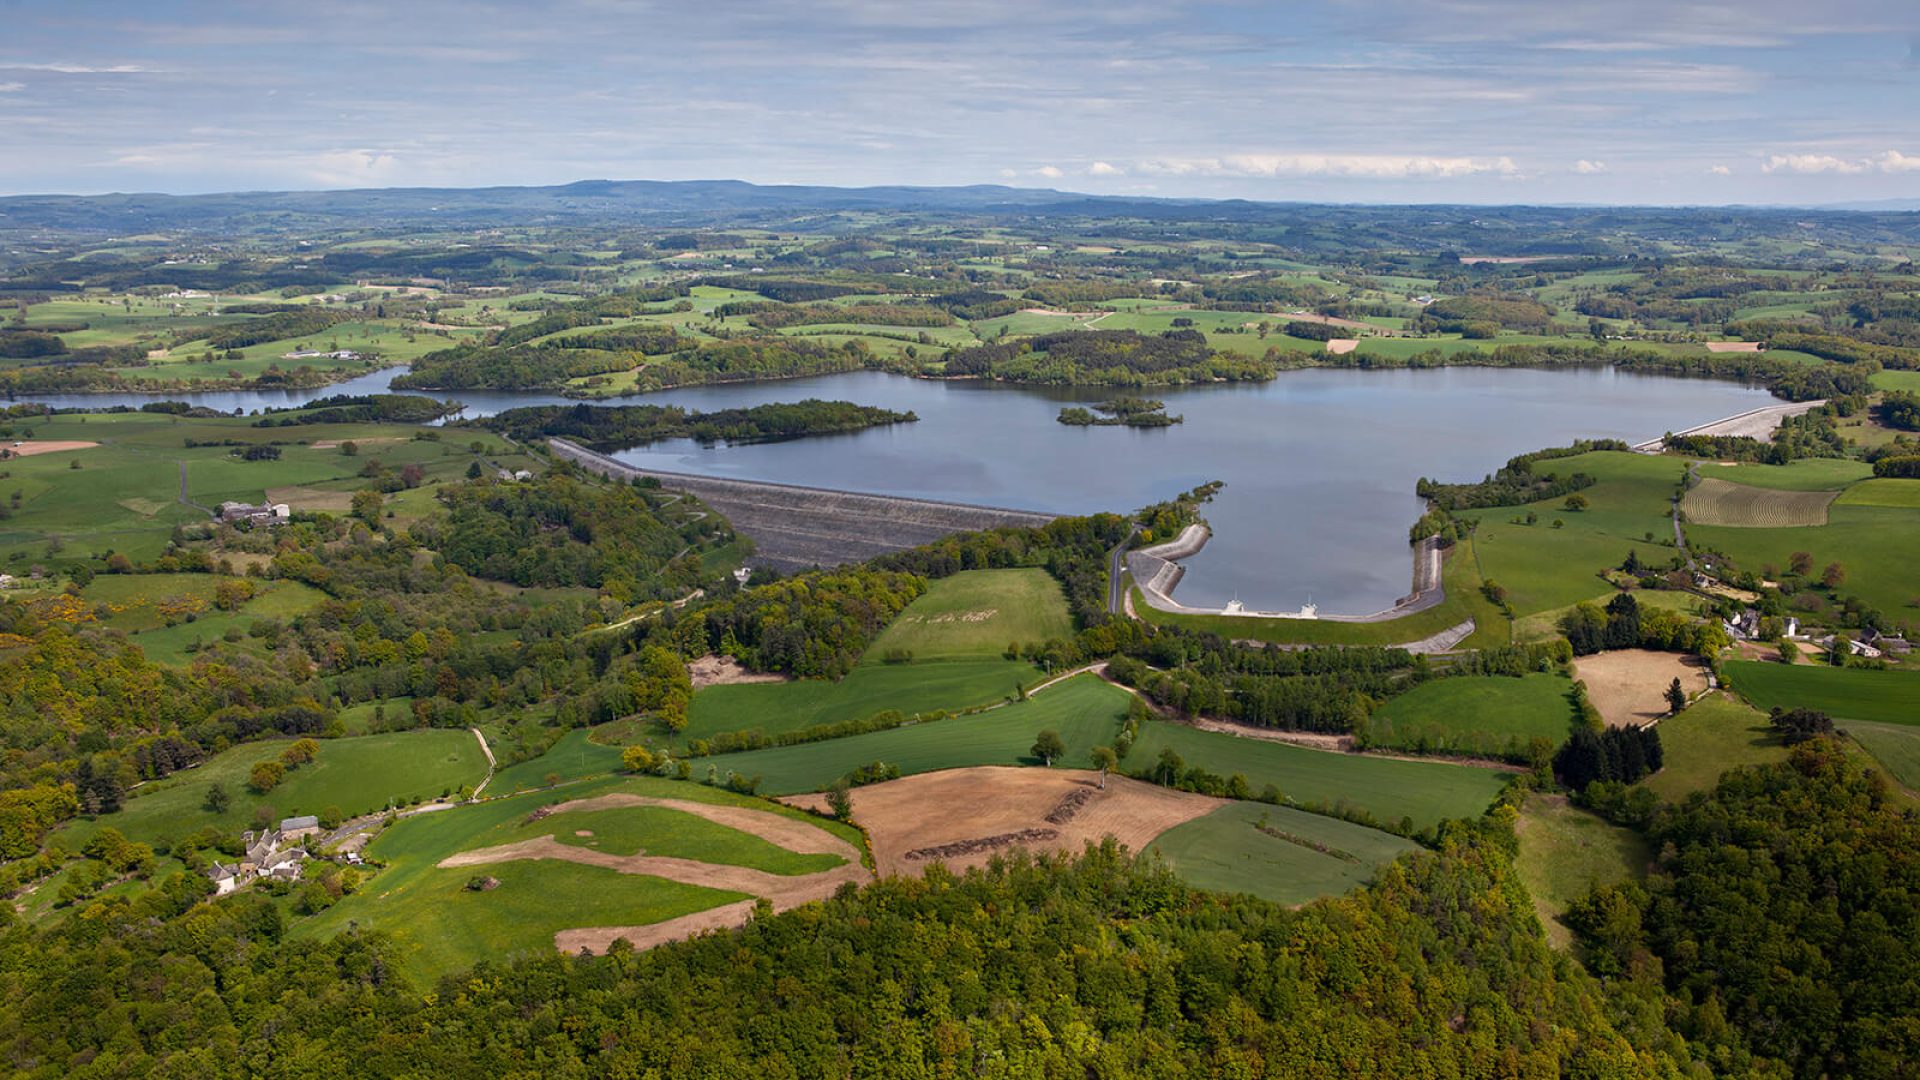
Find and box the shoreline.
[1127,524,1449,623]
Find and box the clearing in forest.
[1681,477,1837,527]
[1364,673,1575,756]
[1571,650,1710,728]
[864,568,1073,662]
[1513,794,1647,949]
[1148,800,1419,907]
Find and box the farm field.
[695,674,1133,795]
[55,729,491,851]
[1845,720,1920,791]
[1514,794,1648,949]
[299,775,863,979]
[489,729,623,793]
[1680,477,1837,527]
[1835,478,1920,509]
[1638,694,1786,801]
[1127,719,1511,831]
[681,657,1036,748]
[863,568,1072,661]
[1571,650,1712,728]
[1462,451,1690,618]
[1363,673,1575,756]
[1724,660,1920,726]
[1687,505,1920,621]
[1147,799,1419,906]
[1701,458,1874,491]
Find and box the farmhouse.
[217,501,292,527]
[207,825,310,893]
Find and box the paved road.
[1105,525,1139,615]
[176,462,214,518]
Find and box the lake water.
[16,366,1772,614]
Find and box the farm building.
[207,825,310,893]
[217,501,291,527]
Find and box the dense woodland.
[477,399,916,450]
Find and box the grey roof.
[279,815,320,831]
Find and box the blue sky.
[0,0,1915,204]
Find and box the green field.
[681,658,1037,748]
[296,774,857,979]
[56,729,490,850]
[864,569,1072,661]
[1364,673,1575,756]
[1513,587,1701,643]
[1147,800,1419,906]
[1138,537,1508,648]
[1835,478,1920,509]
[1463,451,1689,618]
[1687,504,1920,620]
[1127,720,1511,831]
[698,674,1133,794]
[1638,693,1786,801]
[1514,794,1648,948]
[1846,720,1920,791]
[1701,458,1874,491]
[489,729,623,793]
[1724,660,1920,726]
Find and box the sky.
[0,0,1916,205]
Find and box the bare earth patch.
[1325,338,1360,355]
[0,440,99,458]
[799,766,1220,878]
[265,486,357,512]
[1572,650,1712,728]
[688,654,789,689]
[438,793,870,956]
[310,436,407,450]
[1704,341,1761,353]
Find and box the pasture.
[696,674,1133,795]
[1845,721,1920,792]
[1127,720,1511,831]
[1363,673,1575,756]
[1462,451,1691,618]
[1688,504,1920,620]
[1834,479,1920,509]
[1637,694,1786,801]
[863,568,1072,661]
[1147,800,1419,907]
[1514,794,1648,949]
[56,729,490,850]
[1681,477,1837,527]
[298,775,862,979]
[681,657,1036,748]
[1724,661,1920,726]
[1702,458,1873,491]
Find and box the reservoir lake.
[20,366,1773,615]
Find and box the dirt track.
[438,793,872,955]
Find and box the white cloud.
[1136,154,1519,180]
[1035,164,1064,178]
[997,167,1018,179]
[1760,150,1920,175]
[304,149,401,187]
[0,82,22,93]
[1762,153,1865,174]
[0,63,155,74]
[1708,165,1732,175]
[1573,159,1607,174]
[1087,160,1123,176]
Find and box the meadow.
[1513,794,1648,949]
[680,658,1036,748]
[1637,693,1786,801]
[697,674,1134,795]
[1363,673,1575,756]
[55,729,491,850]
[1146,800,1419,906]
[1844,720,1920,791]
[863,568,1072,661]
[1126,720,1511,831]
[297,774,861,979]
[1687,504,1920,621]
[1724,661,1920,726]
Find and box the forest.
[477,399,916,450]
